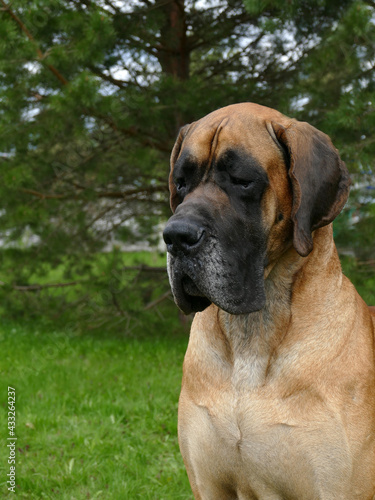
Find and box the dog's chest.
[179,378,352,499]
[179,328,353,499]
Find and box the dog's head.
[163,103,350,315]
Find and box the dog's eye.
[230,176,253,189]
[176,179,186,191]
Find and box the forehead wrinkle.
[215,119,283,170]
[181,117,230,180]
[180,112,283,180]
[202,116,229,182]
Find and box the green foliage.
[333,170,375,302]
[341,255,375,305]
[295,1,375,169]
[0,250,181,334]
[0,321,191,498]
[0,0,374,323]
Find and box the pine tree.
[0,0,373,326]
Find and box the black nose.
[163,220,205,255]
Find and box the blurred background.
[0,0,374,498]
[0,0,374,331]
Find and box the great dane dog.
[163,103,375,500]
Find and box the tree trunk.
[157,0,189,81]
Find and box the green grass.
[0,322,193,499]
[0,252,372,499]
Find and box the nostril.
[163,232,173,247]
[163,225,176,248]
[180,228,205,248]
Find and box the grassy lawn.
[0,252,373,499]
[0,322,192,499]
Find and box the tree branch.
[21,188,66,200]
[1,265,167,292]
[120,265,167,273]
[3,280,88,292]
[144,290,171,310]
[87,111,171,152]
[21,184,169,201]
[1,0,68,86]
[89,66,127,89]
[97,185,169,198]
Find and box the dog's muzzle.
[163,217,212,313]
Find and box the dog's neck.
[216,224,342,388]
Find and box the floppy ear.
[271,121,351,257]
[169,124,192,212]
